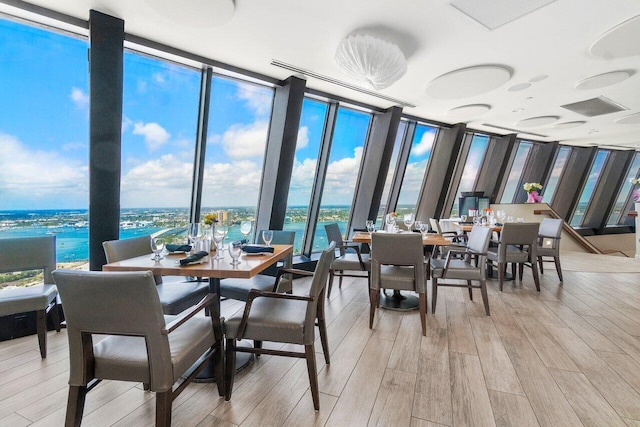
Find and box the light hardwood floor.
[1,254,640,426]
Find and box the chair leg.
[432,278,438,314]
[518,263,524,281]
[155,390,172,427]
[338,272,343,289]
[317,297,330,365]
[327,271,334,298]
[480,280,490,316]
[143,383,150,391]
[36,309,47,358]
[531,259,541,292]
[253,340,262,358]
[499,263,505,292]
[65,385,87,427]
[369,289,378,329]
[418,293,427,336]
[224,339,236,401]
[305,344,320,411]
[538,256,544,274]
[467,280,473,301]
[51,301,61,332]
[214,341,225,397]
[554,256,563,282]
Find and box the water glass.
[366,220,375,233]
[228,242,242,266]
[150,237,165,261]
[403,214,414,231]
[507,216,514,223]
[262,230,273,247]
[240,220,252,242]
[460,214,467,223]
[188,223,201,252]
[212,227,227,260]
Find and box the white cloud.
[133,122,171,151]
[397,160,427,204]
[296,126,309,150]
[218,121,269,159]
[70,87,89,109]
[62,142,85,151]
[236,85,272,116]
[200,159,264,207]
[413,129,436,156]
[122,116,133,133]
[0,133,87,208]
[320,146,364,204]
[153,72,166,84]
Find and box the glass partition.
[450,134,489,216]
[500,142,532,203]
[375,121,407,226]
[570,150,609,226]
[607,153,640,225]
[542,146,571,204]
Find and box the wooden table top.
[457,224,502,233]
[103,244,293,279]
[351,231,453,246]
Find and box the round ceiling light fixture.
[615,112,640,125]
[447,104,491,119]
[590,15,640,59]
[335,34,407,91]
[516,116,560,128]
[575,70,634,90]
[552,121,586,129]
[425,65,512,99]
[508,83,531,92]
[144,0,235,28]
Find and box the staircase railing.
[533,208,603,255]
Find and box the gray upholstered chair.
[53,269,223,427]
[430,226,492,316]
[370,233,427,336]
[428,218,466,258]
[486,223,541,292]
[224,242,335,411]
[220,230,295,301]
[103,235,209,315]
[0,236,60,358]
[537,218,563,282]
[325,223,370,297]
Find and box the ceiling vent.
[560,96,628,117]
[450,0,556,30]
[271,60,416,108]
[481,123,548,138]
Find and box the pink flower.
[633,189,640,202]
[527,190,542,203]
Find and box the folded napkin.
[179,251,208,266]
[166,244,192,253]
[242,245,274,254]
[495,222,504,226]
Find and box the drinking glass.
[460,214,467,223]
[188,223,201,252]
[228,242,242,266]
[240,220,252,242]
[419,223,429,236]
[385,214,396,232]
[212,226,227,260]
[366,220,375,233]
[150,237,165,261]
[496,210,506,223]
[262,230,273,247]
[414,220,422,232]
[403,214,414,231]
[507,216,514,223]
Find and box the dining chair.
[219,230,295,301]
[103,235,210,315]
[224,242,335,411]
[486,223,541,292]
[428,218,466,258]
[325,223,370,298]
[430,225,492,315]
[370,233,427,335]
[52,269,224,427]
[0,236,60,358]
[537,218,563,282]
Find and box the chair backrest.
[256,230,295,275]
[429,218,442,234]
[0,236,56,283]
[103,235,151,263]
[539,218,562,239]
[371,233,425,292]
[467,226,492,254]
[324,223,345,255]
[498,223,539,259]
[304,242,335,337]
[52,269,174,389]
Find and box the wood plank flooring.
[1,255,640,426]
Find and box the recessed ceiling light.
[447,104,492,118]
[425,65,512,99]
[552,121,586,129]
[575,70,634,90]
[512,108,525,112]
[615,112,640,124]
[508,83,531,91]
[529,74,548,83]
[516,116,560,127]
[590,14,640,59]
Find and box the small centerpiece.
[203,212,218,251]
[631,178,640,210]
[523,182,543,203]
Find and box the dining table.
[351,230,453,311]
[103,243,293,381]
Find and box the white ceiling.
[4,0,640,149]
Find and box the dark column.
[476,134,517,202]
[255,76,306,234]
[417,123,466,220]
[349,106,402,233]
[189,68,213,223]
[551,147,596,221]
[89,10,124,271]
[514,141,558,203]
[583,150,633,232]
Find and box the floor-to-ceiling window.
[313,107,371,250]
[570,150,609,226]
[120,50,200,243]
[283,98,328,254]
[500,141,532,203]
[200,75,274,241]
[395,123,438,217]
[542,146,571,204]
[375,121,407,226]
[0,18,89,275]
[606,152,640,225]
[450,134,489,216]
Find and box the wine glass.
[228,242,242,266]
[150,237,165,261]
[385,214,396,232]
[188,223,201,252]
[366,220,375,233]
[419,222,429,236]
[212,226,227,260]
[496,210,506,223]
[240,220,252,243]
[403,213,414,231]
[414,220,422,232]
[262,230,273,247]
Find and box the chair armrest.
[236,289,314,339]
[442,249,469,276]
[163,293,218,335]
[271,267,314,292]
[341,244,366,268]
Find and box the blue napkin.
[242,245,274,254]
[166,244,192,253]
[179,251,208,266]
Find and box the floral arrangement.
[483,207,493,214]
[388,212,397,218]
[631,178,640,202]
[203,212,218,225]
[631,178,640,185]
[523,182,543,203]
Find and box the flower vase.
[526,190,542,203]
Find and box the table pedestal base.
[380,290,419,311]
[194,341,254,383]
